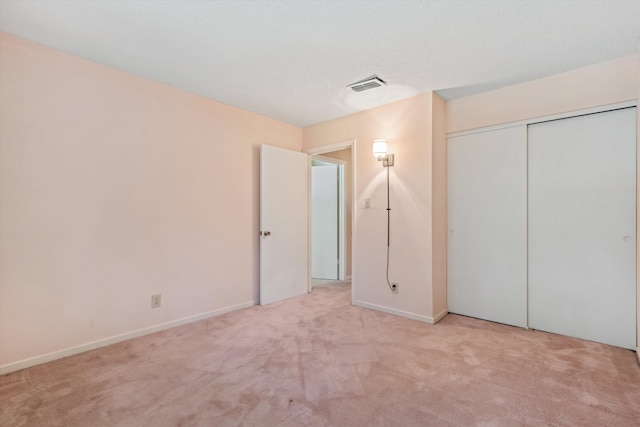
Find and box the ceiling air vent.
[347,75,387,92]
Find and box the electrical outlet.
[391,283,399,294]
[151,294,161,308]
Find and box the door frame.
[304,140,356,302]
[446,100,638,350]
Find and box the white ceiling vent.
[347,75,387,92]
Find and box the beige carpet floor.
[1,282,639,426]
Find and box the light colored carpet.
[311,278,349,287]
[1,282,639,426]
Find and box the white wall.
[0,33,301,373]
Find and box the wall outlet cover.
[151,294,161,308]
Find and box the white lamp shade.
[373,139,388,159]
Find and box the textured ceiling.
[1,0,639,127]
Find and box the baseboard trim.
[0,300,256,375]
[432,309,449,324]
[354,300,440,324]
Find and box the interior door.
[447,126,528,328]
[528,108,637,349]
[260,144,309,305]
[311,163,338,280]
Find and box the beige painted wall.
[303,93,446,323]
[431,94,447,319]
[0,33,301,371]
[318,148,352,278]
[447,54,638,133]
[448,53,639,353]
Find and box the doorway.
[311,156,344,281]
[306,142,354,291]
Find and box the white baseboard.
[0,300,257,376]
[354,300,442,324]
[432,308,449,324]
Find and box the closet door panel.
[528,108,636,349]
[447,126,528,327]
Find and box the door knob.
[261,231,271,236]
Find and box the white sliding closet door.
[528,108,636,349]
[448,126,528,327]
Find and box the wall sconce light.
[373,139,394,167]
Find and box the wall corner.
[431,93,448,321]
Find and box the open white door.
[260,144,309,305]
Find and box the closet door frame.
[447,102,637,140]
[446,100,638,348]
